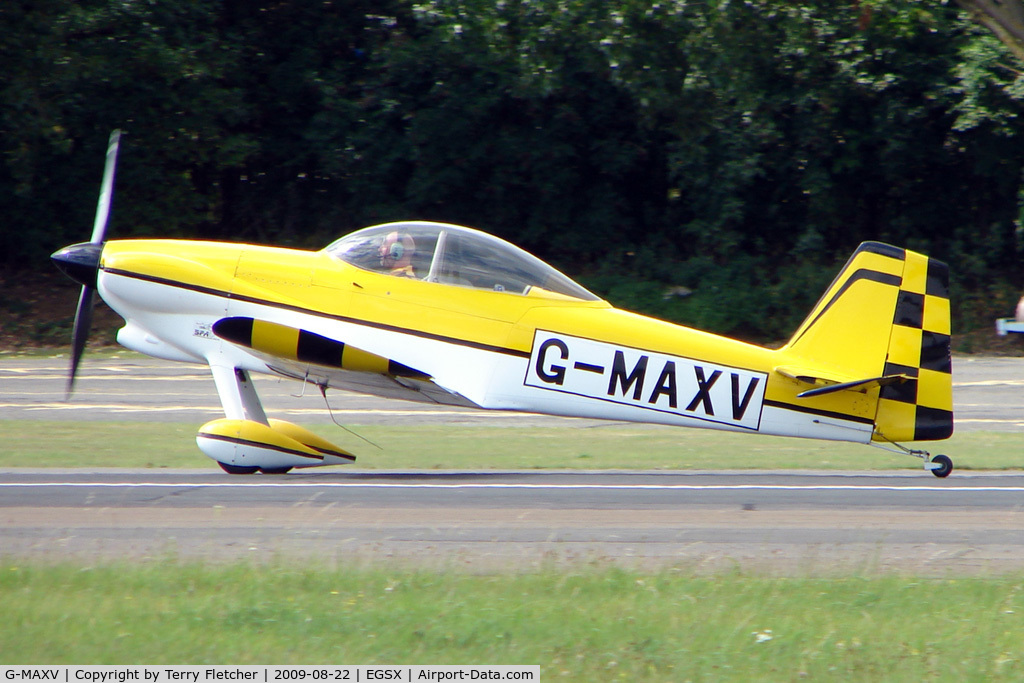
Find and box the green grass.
[0,419,1020,471]
[1,562,1022,680]
[3,418,1021,679]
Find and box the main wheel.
[259,467,293,475]
[218,462,259,475]
[930,454,953,478]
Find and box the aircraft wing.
[212,317,481,408]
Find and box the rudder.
[873,250,953,442]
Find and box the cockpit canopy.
[325,222,599,302]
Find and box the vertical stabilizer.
[785,242,906,379]
[781,242,953,443]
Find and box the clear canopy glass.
[325,221,599,302]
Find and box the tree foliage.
[2,0,1023,340]
[957,0,1024,62]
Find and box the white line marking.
[0,403,516,417]
[1,482,1023,492]
[0,374,209,381]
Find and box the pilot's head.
[379,231,415,270]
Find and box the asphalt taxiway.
[2,468,1023,574]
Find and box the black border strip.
[196,432,328,461]
[859,241,907,261]
[789,268,902,346]
[526,328,766,376]
[524,383,764,431]
[763,399,876,426]
[103,267,532,359]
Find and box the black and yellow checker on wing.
[873,250,953,442]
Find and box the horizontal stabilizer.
[774,365,850,387]
[797,374,912,399]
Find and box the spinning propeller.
[50,129,122,398]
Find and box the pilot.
[378,231,416,277]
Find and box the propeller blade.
[62,129,122,399]
[67,286,96,399]
[90,129,122,244]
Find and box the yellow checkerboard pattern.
[874,251,953,442]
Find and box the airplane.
[51,131,955,476]
[995,296,1024,336]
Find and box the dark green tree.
[5,0,1024,340]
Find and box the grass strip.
[1,419,1022,471]
[1,561,1022,680]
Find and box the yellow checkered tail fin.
[782,242,953,442]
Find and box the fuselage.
[95,234,878,444]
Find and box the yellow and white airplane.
[52,131,955,476]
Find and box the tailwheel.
[929,454,953,479]
[218,462,259,475]
[870,437,955,477]
[259,467,293,475]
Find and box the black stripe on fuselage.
[102,267,532,359]
[763,399,876,426]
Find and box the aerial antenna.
[291,368,311,398]
[318,384,382,450]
